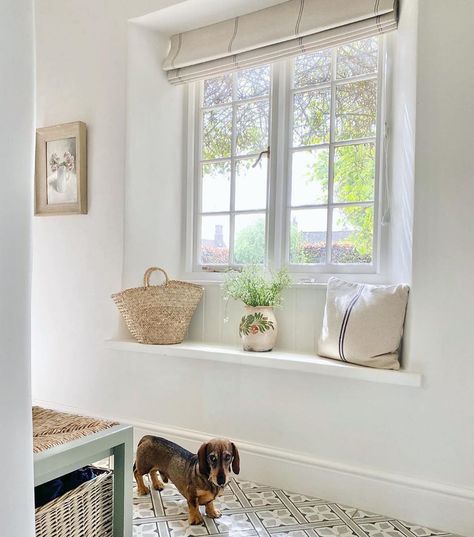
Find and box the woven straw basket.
[111,267,203,344]
[35,469,113,537]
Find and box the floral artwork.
[35,122,87,215]
[46,138,78,204]
[239,312,275,336]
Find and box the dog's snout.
[217,472,226,486]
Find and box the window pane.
[237,66,270,100]
[337,38,378,79]
[236,100,269,156]
[334,143,375,203]
[291,148,329,206]
[335,80,377,141]
[293,89,331,147]
[234,213,266,264]
[235,158,267,211]
[200,215,230,265]
[290,209,327,264]
[332,206,373,264]
[202,161,231,212]
[294,49,332,88]
[203,74,232,106]
[202,107,232,160]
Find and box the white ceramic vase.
[56,165,68,193]
[239,306,277,352]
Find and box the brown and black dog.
[134,436,240,525]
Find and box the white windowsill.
[105,339,422,388]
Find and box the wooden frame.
[35,121,87,215]
[34,424,133,537]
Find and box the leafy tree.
[234,219,265,264]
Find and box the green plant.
[223,266,291,307]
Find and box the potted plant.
[224,266,291,352]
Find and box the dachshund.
[134,436,240,525]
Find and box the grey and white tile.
[132,477,458,537]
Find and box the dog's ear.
[198,442,210,476]
[231,443,240,475]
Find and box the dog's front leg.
[187,498,204,525]
[134,470,150,496]
[205,501,221,519]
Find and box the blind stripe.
[295,0,305,35]
[228,17,239,53]
[167,11,396,85]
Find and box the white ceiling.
[132,0,289,35]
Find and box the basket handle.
[143,267,169,288]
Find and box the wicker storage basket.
[111,267,204,344]
[35,469,113,537]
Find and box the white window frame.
[184,37,389,283]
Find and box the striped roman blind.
[163,0,398,85]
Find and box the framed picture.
[35,121,87,215]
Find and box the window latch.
[252,146,270,168]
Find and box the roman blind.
[163,0,398,85]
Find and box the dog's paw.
[137,486,150,496]
[188,513,204,526]
[153,483,164,492]
[206,507,222,519]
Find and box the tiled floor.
[131,475,459,537]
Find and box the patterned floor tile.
[336,505,379,520]
[131,477,457,537]
[215,493,245,511]
[237,480,272,491]
[163,497,190,516]
[245,491,283,507]
[134,523,160,536]
[271,531,309,537]
[216,513,255,533]
[167,519,210,537]
[284,493,323,504]
[297,505,339,523]
[313,526,358,537]
[255,509,299,528]
[134,499,155,519]
[358,521,407,537]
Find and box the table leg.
[113,429,133,537]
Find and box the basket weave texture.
[35,469,113,537]
[111,267,203,344]
[33,406,118,453]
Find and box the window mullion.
[229,73,238,265]
[268,60,289,271]
[326,47,337,265]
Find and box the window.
[196,66,271,267]
[189,37,384,276]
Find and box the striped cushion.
[318,278,409,370]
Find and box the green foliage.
[306,142,375,260]
[333,143,375,256]
[239,312,275,336]
[234,219,265,264]
[224,266,291,307]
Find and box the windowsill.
[105,339,421,387]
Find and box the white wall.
[32,0,170,408]
[33,1,474,535]
[123,25,184,288]
[0,1,35,535]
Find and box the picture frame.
[35,121,87,215]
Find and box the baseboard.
[34,399,473,536]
